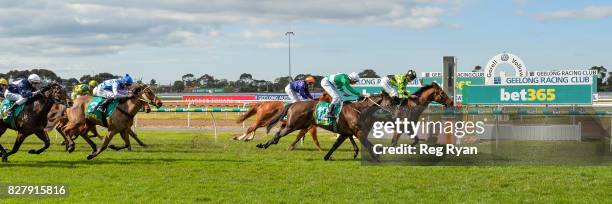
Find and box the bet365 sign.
[462,84,592,104]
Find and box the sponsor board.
[462,84,593,104]
[182,95,256,101]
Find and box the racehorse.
[0,83,69,162]
[48,102,150,152]
[233,101,322,151]
[62,84,162,160]
[390,83,454,146]
[257,92,396,161]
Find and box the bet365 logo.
[500,88,556,102]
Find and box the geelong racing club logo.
[501,53,510,62]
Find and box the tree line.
[2,66,611,93]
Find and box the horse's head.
[40,83,69,105]
[413,82,454,108]
[130,84,163,108]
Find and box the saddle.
[86,96,121,126]
[1,99,25,128]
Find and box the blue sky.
[0,0,611,84]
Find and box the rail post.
[187,103,191,128]
[210,112,218,143]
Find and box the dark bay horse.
[62,84,162,160]
[390,83,454,146]
[234,100,321,151]
[257,93,396,161]
[0,83,69,162]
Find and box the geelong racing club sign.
[484,52,528,85]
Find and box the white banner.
[356,77,421,87]
[528,70,597,77]
[498,75,593,85]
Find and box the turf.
[0,130,611,203]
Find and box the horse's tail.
[266,103,292,133]
[236,103,260,124]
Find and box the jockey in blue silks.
[92,74,134,113]
[4,74,41,117]
[285,76,316,103]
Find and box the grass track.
[0,130,611,203]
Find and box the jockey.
[4,74,42,117]
[93,74,134,113]
[285,76,315,103]
[0,78,8,97]
[321,72,362,118]
[380,70,417,99]
[71,80,98,99]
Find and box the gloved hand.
[362,93,371,97]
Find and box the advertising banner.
[182,95,256,101]
[462,84,593,104]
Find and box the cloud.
[534,5,612,20]
[241,30,280,39]
[259,42,302,49]
[0,0,460,57]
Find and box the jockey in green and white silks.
[320,72,362,118]
[380,70,417,99]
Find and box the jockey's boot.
[326,104,336,119]
[4,103,18,118]
[96,98,112,113]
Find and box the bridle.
[134,86,160,107]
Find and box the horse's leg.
[128,129,147,147]
[87,130,118,160]
[109,130,131,151]
[80,131,97,153]
[324,134,349,161]
[308,126,322,152]
[391,133,401,147]
[357,130,380,162]
[288,129,308,151]
[0,143,6,162]
[234,122,259,141]
[28,131,50,154]
[56,125,75,152]
[5,132,30,157]
[256,125,294,149]
[89,126,102,139]
[0,127,8,162]
[348,135,359,159]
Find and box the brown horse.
[62,84,162,160]
[257,92,396,161]
[50,100,151,152]
[233,101,321,151]
[0,83,69,162]
[390,83,454,146]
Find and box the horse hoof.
[1,155,7,162]
[86,155,96,160]
[231,136,239,140]
[109,145,119,151]
[256,144,264,149]
[287,146,295,151]
[68,145,75,153]
[28,150,40,154]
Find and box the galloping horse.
[390,83,454,146]
[62,84,162,160]
[233,101,321,151]
[49,99,151,152]
[257,92,396,161]
[0,83,69,162]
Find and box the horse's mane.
[412,83,437,97]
